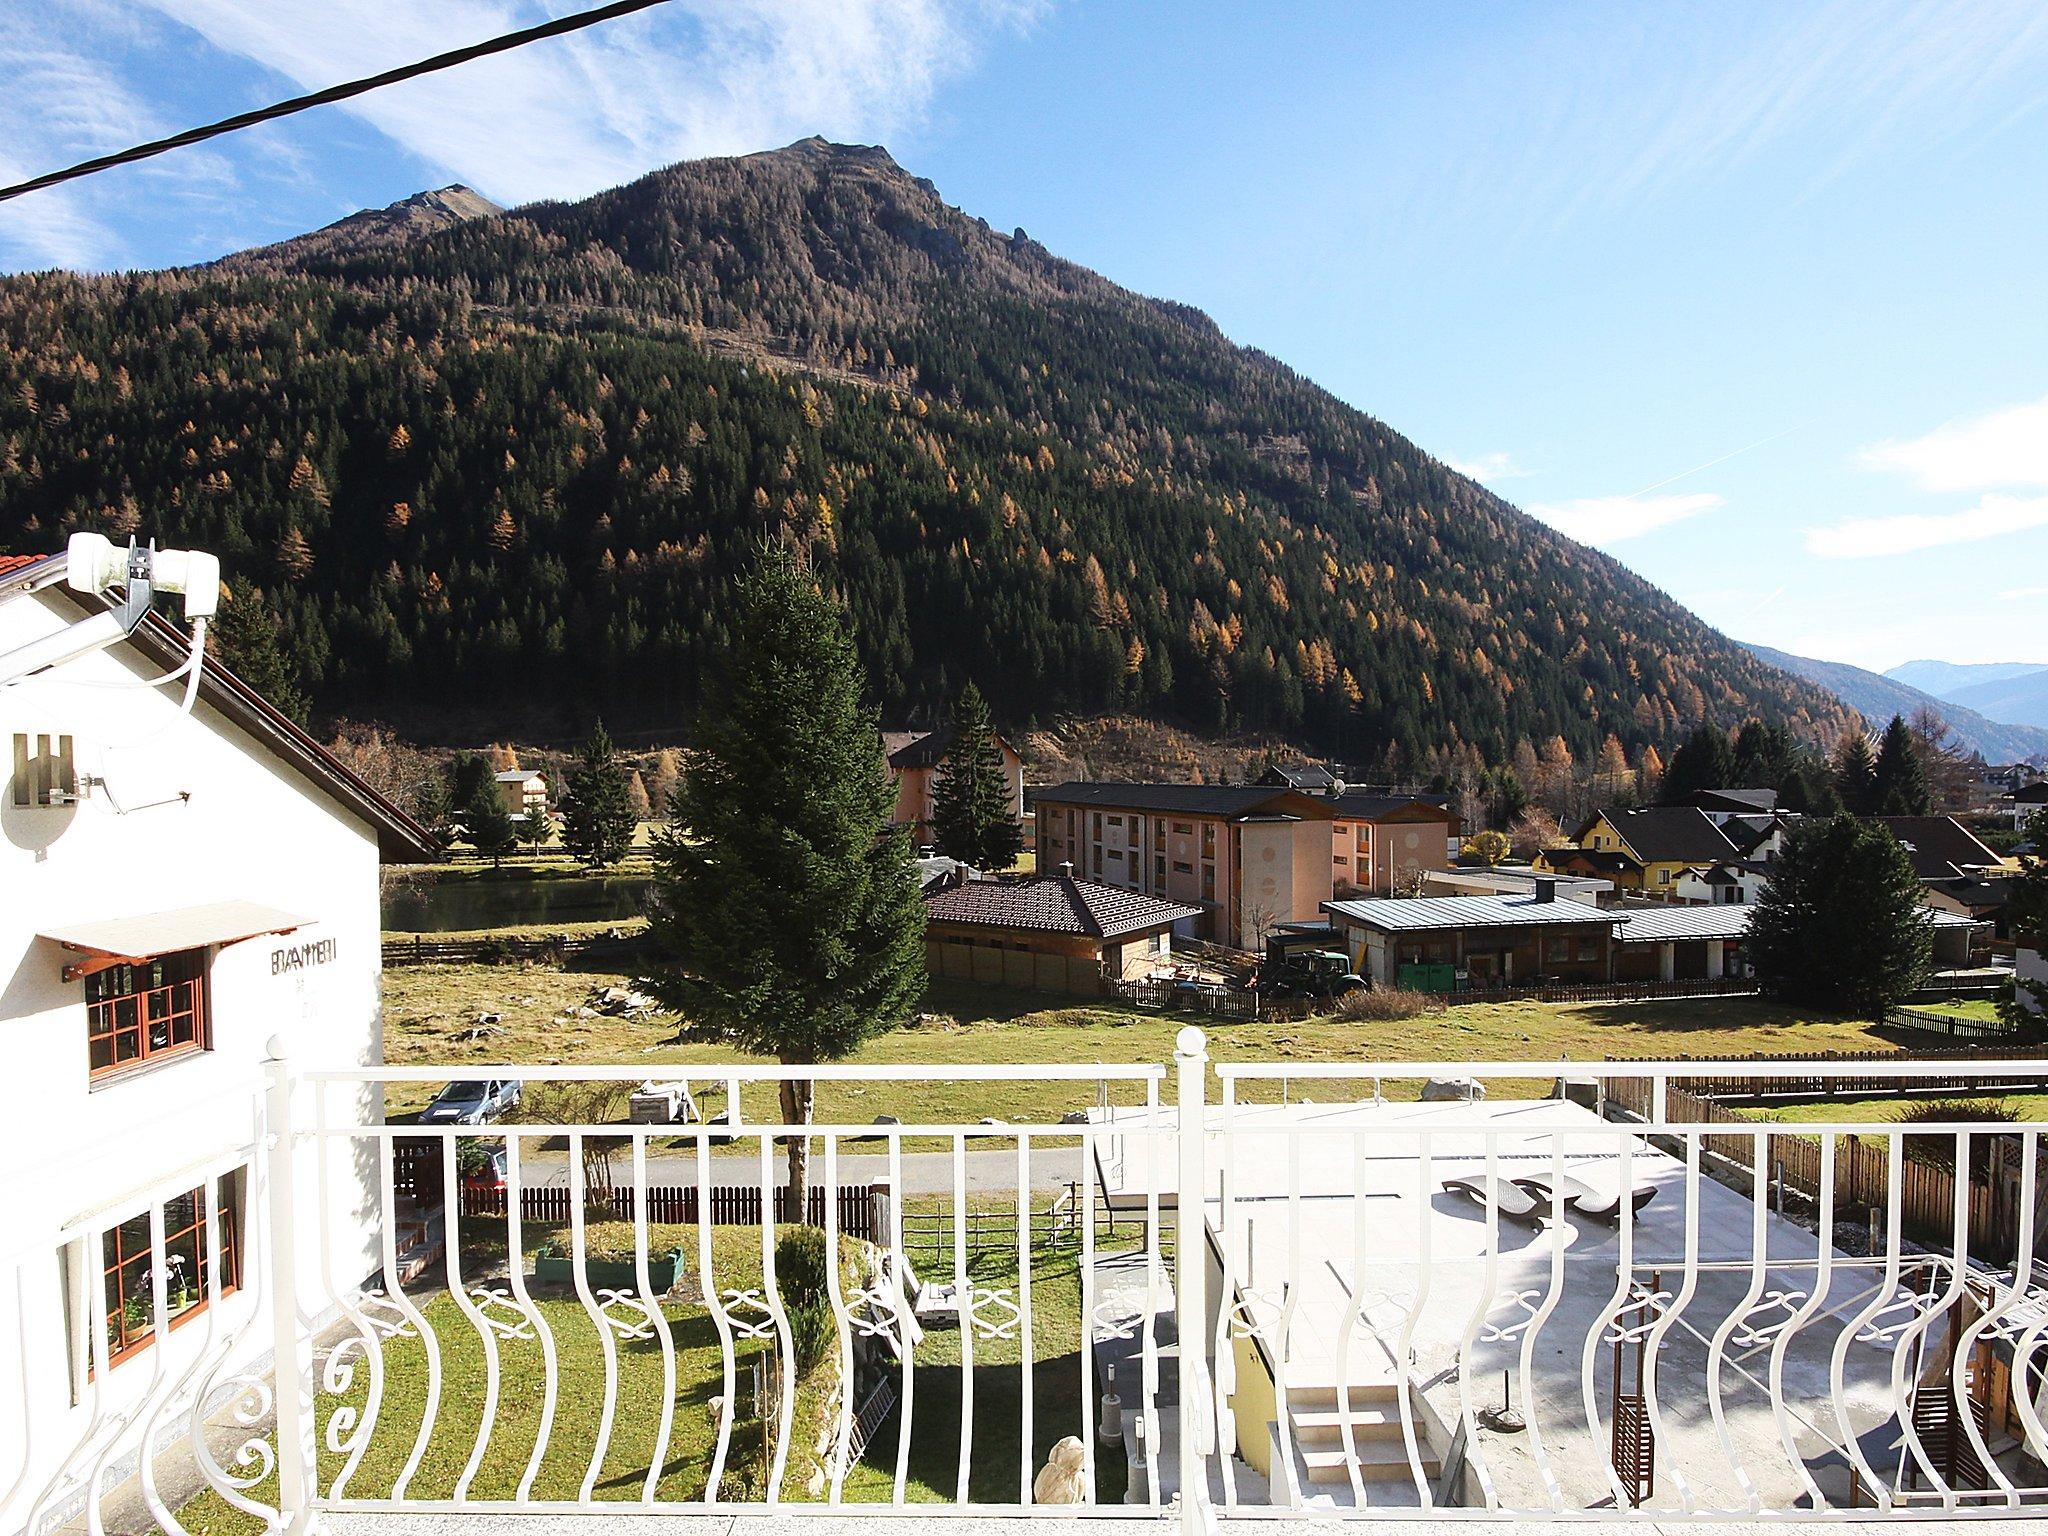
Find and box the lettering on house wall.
[271,938,337,975]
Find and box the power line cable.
[0,0,677,206]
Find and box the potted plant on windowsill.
[533,1235,683,1292]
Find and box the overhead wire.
[0,0,678,205]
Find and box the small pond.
[382,872,651,933]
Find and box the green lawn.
[1730,1092,2048,1128]
[381,962,1915,1124]
[1905,998,2003,1023]
[177,1209,1118,1531]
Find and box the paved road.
[520,1144,1089,1195]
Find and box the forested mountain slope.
[0,137,1852,759]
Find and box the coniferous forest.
[0,137,1855,759]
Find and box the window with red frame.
[86,949,208,1078]
[101,1176,241,1366]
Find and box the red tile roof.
[0,553,51,579]
[924,873,1201,941]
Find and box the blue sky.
[4,0,2046,673]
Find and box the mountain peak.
[218,183,502,268]
[767,135,902,168]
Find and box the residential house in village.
[2009,780,2048,829]
[882,725,1025,849]
[1878,814,2005,884]
[1255,760,1340,793]
[1327,791,1459,895]
[494,767,548,820]
[1538,805,1740,898]
[0,549,432,1513]
[1679,787,1781,824]
[922,868,1199,995]
[1033,782,1335,949]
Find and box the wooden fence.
[1104,977,1319,1021]
[1601,1048,2048,1103]
[458,1180,876,1235]
[1605,1076,2026,1263]
[1889,1005,2040,1042]
[385,930,653,967]
[1444,976,1761,1007]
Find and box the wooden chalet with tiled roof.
[922,869,1201,995]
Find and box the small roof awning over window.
[41,900,309,981]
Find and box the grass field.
[1729,1092,2048,1127]
[379,960,1910,1123]
[1905,998,2004,1023]
[177,1208,1121,1531]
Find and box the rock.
[1420,1076,1486,1102]
[1060,1110,1091,1125]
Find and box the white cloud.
[1446,450,1528,483]
[1524,490,1722,547]
[1859,393,2048,494]
[0,3,256,268]
[2000,586,2048,601]
[129,0,1043,208]
[1805,493,2048,559]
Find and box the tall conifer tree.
[1748,815,1932,1019]
[561,719,636,869]
[931,682,1023,870]
[1832,732,1879,816]
[1871,714,1930,816]
[645,545,925,1208]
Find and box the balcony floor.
[323,1518,2048,1536]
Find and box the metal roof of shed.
[1323,894,1621,932]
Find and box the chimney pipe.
[1535,876,1556,903]
[1059,860,1075,878]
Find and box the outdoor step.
[1288,1404,1413,1443]
[1277,1379,1403,1410]
[1299,1440,1440,1485]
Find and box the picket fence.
[1606,1075,2027,1262]
[457,1178,877,1235]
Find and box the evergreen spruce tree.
[561,719,636,869]
[1832,732,1879,816]
[518,802,554,855]
[645,545,925,1208]
[930,682,1024,870]
[211,579,308,726]
[413,771,453,853]
[1871,714,1930,815]
[463,781,517,869]
[1657,724,1736,804]
[1748,815,1932,1019]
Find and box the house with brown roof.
[881,725,1024,849]
[1032,782,1336,950]
[1326,791,1459,896]
[1876,815,2004,883]
[922,870,1201,995]
[1538,806,1739,898]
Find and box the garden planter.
[534,1248,683,1292]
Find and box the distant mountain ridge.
[1887,658,2048,699]
[1745,642,2048,760]
[1941,667,2048,730]
[0,139,1855,757]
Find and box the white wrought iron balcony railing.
[7,1038,2048,1533]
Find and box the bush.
[774,1223,831,1308]
[786,1299,834,1375]
[1333,986,1437,1022]
[1890,1097,2022,1174]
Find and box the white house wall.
[0,587,386,1517]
